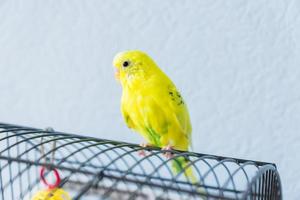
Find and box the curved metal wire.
[0,122,282,200]
[242,165,282,200]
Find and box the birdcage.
[0,122,282,200]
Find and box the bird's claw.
[138,142,150,157]
[162,145,174,159]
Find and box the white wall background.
[0,0,299,199]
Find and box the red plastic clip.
[40,167,61,189]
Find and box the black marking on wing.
[168,85,185,106]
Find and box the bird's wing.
[139,82,192,149]
[121,79,191,149]
[166,84,192,146]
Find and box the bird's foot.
[162,144,174,159]
[138,142,151,157]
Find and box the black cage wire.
[0,122,282,200]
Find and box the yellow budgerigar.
[113,50,195,182]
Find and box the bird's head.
[113,50,159,86]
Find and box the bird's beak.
[114,68,120,80]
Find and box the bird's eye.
[123,61,130,67]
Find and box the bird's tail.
[171,157,207,199]
[171,156,197,183]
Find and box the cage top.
[0,122,280,200]
[0,122,275,166]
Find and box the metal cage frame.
[0,122,282,200]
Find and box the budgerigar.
[113,50,196,182]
